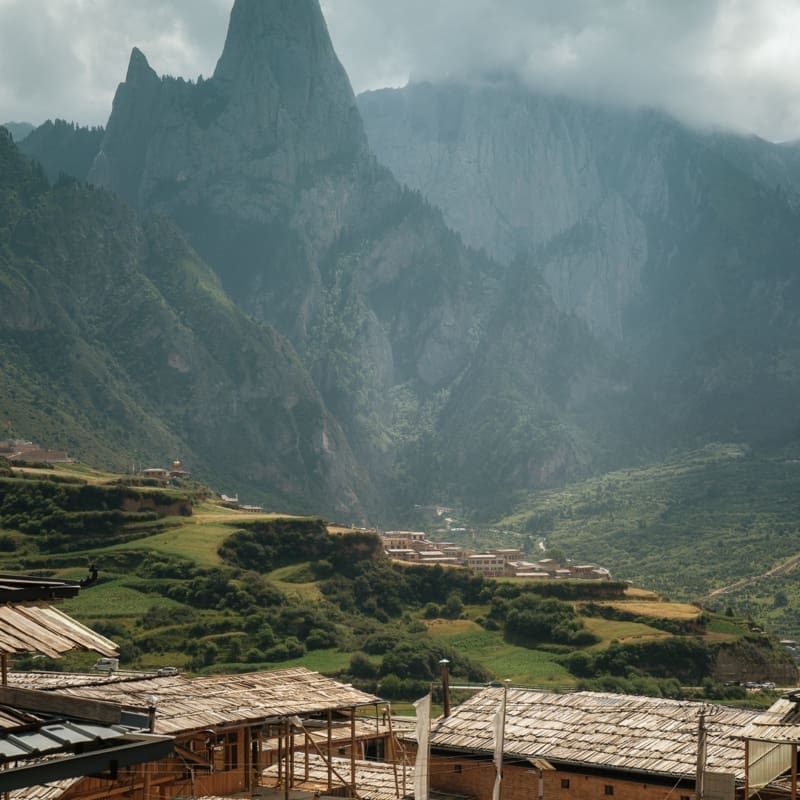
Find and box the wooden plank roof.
[9,667,380,735]
[264,752,412,800]
[739,695,800,742]
[263,753,471,800]
[426,687,760,780]
[9,777,79,800]
[0,606,117,658]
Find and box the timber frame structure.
[7,666,386,800]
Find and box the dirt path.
[705,552,800,599]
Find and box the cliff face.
[359,81,800,450]
[85,0,605,514]
[358,83,696,343]
[0,127,373,519]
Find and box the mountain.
[0,126,373,518]
[359,81,800,452]
[1,122,34,142]
[18,119,104,183]
[83,0,608,517]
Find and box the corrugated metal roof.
[425,687,760,780]
[10,667,380,735]
[0,606,117,658]
[0,720,132,761]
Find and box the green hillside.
[0,459,792,706]
[500,443,800,638]
[0,126,374,519]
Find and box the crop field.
[580,617,670,646]
[598,601,702,620]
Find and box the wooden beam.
[0,686,125,724]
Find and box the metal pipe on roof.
[439,660,451,718]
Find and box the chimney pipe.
[439,659,451,717]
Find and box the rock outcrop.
[87,0,603,514]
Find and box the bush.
[349,652,378,679]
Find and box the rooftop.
[9,667,381,736]
[426,687,760,780]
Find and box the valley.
[0,455,795,705]
[1,0,800,718]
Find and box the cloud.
[0,0,230,126]
[321,0,800,141]
[3,0,800,140]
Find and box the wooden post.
[744,739,749,800]
[305,728,310,780]
[143,760,151,800]
[290,722,296,789]
[386,704,400,800]
[695,711,707,800]
[351,707,357,797]
[327,708,333,792]
[439,659,451,717]
[277,723,283,786]
[285,718,291,800]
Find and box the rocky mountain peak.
[125,47,159,88]
[212,0,364,150]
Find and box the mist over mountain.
[7,0,800,525]
[359,81,800,452]
[73,0,608,517]
[1,122,33,143]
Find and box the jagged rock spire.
[212,0,365,152]
[125,47,159,88]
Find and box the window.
[454,764,462,773]
[561,779,570,789]
[604,786,614,796]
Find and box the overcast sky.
[3,0,800,142]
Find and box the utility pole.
[695,709,707,800]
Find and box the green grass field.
[61,582,184,618]
[426,620,575,686]
[103,521,233,566]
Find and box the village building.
[386,548,420,562]
[0,577,172,798]
[465,554,507,577]
[382,534,610,581]
[410,685,769,800]
[383,532,428,550]
[8,666,384,800]
[141,467,170,481]
[738,690,800,799]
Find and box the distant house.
[141,468,169,481]
[465,554,506,577]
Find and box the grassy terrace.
[0,458,787,706]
